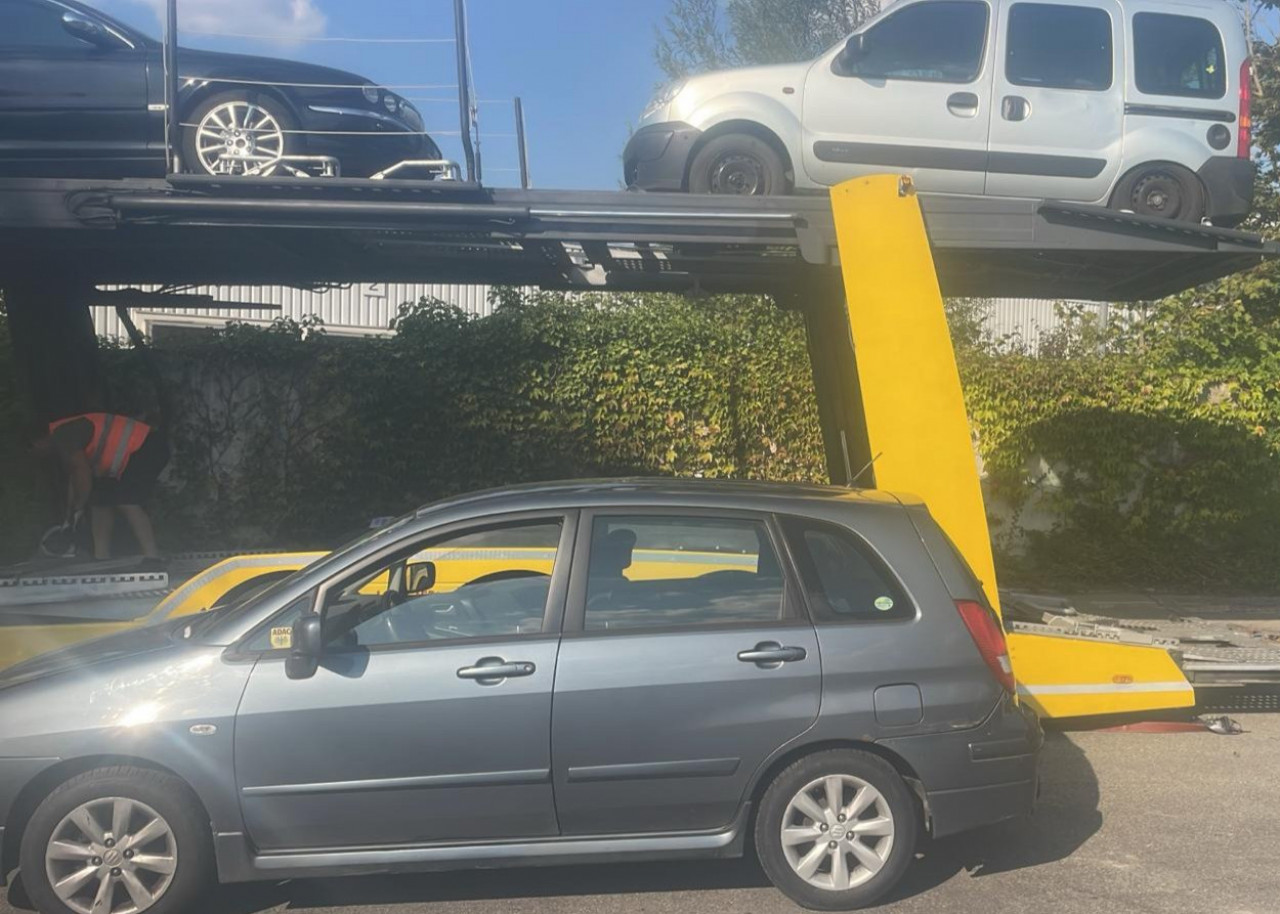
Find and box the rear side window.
[781,517,912,622]
[842,1,990,84]
[1006,3,1113,91]
[1134,13,1226,99]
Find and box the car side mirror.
[407,560,437,595]
[837,33,866,73]
[285,613,323,680]
[61,12,118,49]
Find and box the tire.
[754,749,918,911]
[688,132,789,195]
[182,90,297,177]
[19,766,214,914]
[1110,163,1206,223]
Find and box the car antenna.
[846,444,882,489]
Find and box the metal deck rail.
[0,176,1274,300]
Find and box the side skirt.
[213,803,752,883]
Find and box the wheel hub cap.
[780,774,895,892]
[196,100,284,176]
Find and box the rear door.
[0,0,153,177]
[985,0,1125,202]
[551,510,820,835]
[801,0,995,193]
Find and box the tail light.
[1239,58,1253,159]
[955,600,1016,695]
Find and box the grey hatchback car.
[0,479,1041,913]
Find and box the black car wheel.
[19,766,214,914]
[688,133,789,195]
[1111,163,1206,223]
[183,91,297,177]
[755,749,918,910]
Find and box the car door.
[0,0,153,177]
[551,509,821,835]
[801,0,995,193]
[232,513,574,850]
[985,0,1124,203]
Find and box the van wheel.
[19,766,214,914]
[755,749,917,910]
[1112,164,1205,222]
[688,133,789,195]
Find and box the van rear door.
[984,0,1124,203]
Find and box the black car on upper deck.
[0,0,441,179]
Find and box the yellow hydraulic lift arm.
[817,175,1193,720]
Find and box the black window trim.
[562,506,807,638]
[228,508,579,659]
[832,0,993,87]
[777,513,920,627]
[1132,11,1227,101]
[1004,1,1115,93]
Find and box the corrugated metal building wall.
[93,285,1117,356]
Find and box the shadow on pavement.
[4,735,1100,914]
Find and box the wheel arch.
[2,755,212,880]
[684,118,797,191]
[1108,158,1208,210]
[178,82,303,133]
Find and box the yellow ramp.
[828,175,1193,719]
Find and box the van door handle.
[947,92,980,118]
[457,657,536,683]
[738,642,807,667]
[1002,95,1030,121]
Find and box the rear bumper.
[1197,156,1255,225]
[623,121,702,191]
[879,696,1042,839]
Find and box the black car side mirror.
[836,33,867,74]
[285,614,323,680]
[61,12,119,49]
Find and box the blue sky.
[89,0,674,189]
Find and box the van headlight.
[643,80,686,118]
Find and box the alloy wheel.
[779,774,895,891]
[194,100,285,176]
[44,796,177,914]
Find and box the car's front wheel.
[183,91,296,177]
[19,766,214,914]
[688,133,789,195]
[755,749,918,910]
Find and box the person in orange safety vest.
[35,412,170,565]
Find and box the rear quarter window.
[780,516,913,623]
[1133,12,1226,99]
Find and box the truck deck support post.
[164,0,181,174]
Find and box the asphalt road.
[5,713,1279,914]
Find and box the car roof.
[414,477,923,518]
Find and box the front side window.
[0,0,98,48]
[782,517,913,622]
[841,1,989,83]
[1006,3,1113,91]
[1134,13,1226,99]
[583,515,786,631]
[319,519,563,649]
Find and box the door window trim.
[562,506,807,638]
[832,0,993,87]
[230,509,578,659]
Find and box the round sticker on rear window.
[874,596,895,612]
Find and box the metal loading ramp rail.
[0,175,1275,299]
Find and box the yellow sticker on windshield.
[270,626,293,650]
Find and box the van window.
[1134,13,1226,99]
[1006,3,1112,92]
[843,1,989,84]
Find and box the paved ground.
[6,713,1279,914]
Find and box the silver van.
[0,480,1041,913]
[626,0,1254,225]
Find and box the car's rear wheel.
[755,749,917,910]
[19,766,213,914]
[688,133,789,195]
[1111,163,1206,223]
[183,91,296,177]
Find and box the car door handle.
[457,657,536,683]
[1002,95,1030,121]
[738,642,807,666]
[947,92,980,118]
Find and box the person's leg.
[117,505,160,560]
[90,506,115,560]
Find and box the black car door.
[0,0,154,177]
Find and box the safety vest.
[48,413,151,479]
